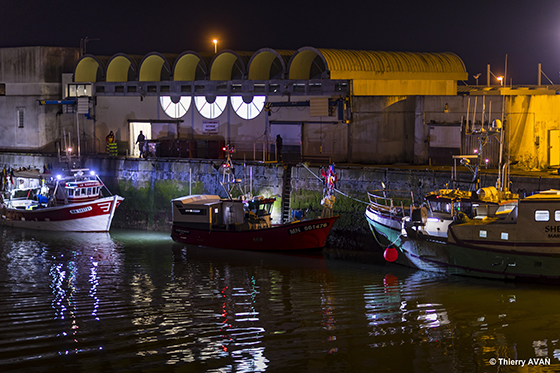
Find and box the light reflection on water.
[1,227,560,372]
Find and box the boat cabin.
[60,180,103,203]
[171,195,275,230]
[49,169,104,205]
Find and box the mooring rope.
[300,163,369,205]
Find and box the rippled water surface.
[1,226,560,372]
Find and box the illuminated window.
[501,232,509,240]
[535,210,550,222]
[231,95,266,120]
[479,230,487,238]
[160,96,191,119]
[195,96,227,119]
[555,210,560,221]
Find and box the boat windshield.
[247,198,275,216]
[429,200,452,214]
[453,201,475,218]
[495,202,517,214]
[12,188,38,199]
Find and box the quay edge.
[2,153,560,253]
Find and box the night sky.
[2,0,559,85]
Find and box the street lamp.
[213,39,218,53]
[488,69,504,86]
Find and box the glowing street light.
[213,39,218,53]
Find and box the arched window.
[160,96,191,119]
[195,96,227,119]
[231,96,266,120]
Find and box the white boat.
[365,183,560,281]
[363,114,560,280]
[1,167,123,232]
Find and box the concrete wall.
[3,153,560,251]
[506,95,560,170]
[0,47,80,152]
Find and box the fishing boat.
[171,194,338,251]
[1,167,123,232]
[171,145,339,251]
[365,184,560,280]
[364,118,560,280]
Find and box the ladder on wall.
[280,165,292,223]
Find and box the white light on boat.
[90,170,96,176]
[56,175,62,180]
[427,217,439,222]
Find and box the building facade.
[3,46,560,170]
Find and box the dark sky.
[2,0,559,85]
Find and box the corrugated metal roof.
[318,49,466,74]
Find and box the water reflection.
[2,226,560,372]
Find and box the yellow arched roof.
[315,48,467,80]
[173,51,208,81]
[210,50,253,81]
[248,48,294,80]
[106,54,143,82]
[74,55,110,82]
[73,47,468,94]
[139,53,176,81]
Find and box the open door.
[549,129,560,167]
[129,122,151,157]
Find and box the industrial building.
[1,45,560,170]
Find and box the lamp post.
[213,39,218,53]
[488,69,503,86]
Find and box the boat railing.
[367,190,415,217]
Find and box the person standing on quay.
[276,134,283,162]
[106,131,117,156]
[136,130,146,158]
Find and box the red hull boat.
[1,167,123,232]
[171,194,338,251]
[172,215,339,251]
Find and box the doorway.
[129,122,151,157]
[549,129,560,167]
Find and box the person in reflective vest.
[106,131,117,156]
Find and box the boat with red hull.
[171,194,339,251]
[1,168,123,232]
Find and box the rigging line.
[300,163,369,205]
[386,233,403,251]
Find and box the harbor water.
[0,226,559,372]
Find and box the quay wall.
[2,153,560,250]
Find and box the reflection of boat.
[1,168,123,232]
[171,195,338,251]
[172,243,328,270]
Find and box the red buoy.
[384,247,398,262]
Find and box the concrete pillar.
[413,96,428,164]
